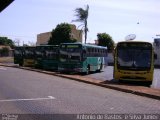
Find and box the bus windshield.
[35,46,45,58]
[117,48,151,70]
[24,50,34,58]
[45,50,58,59]
[35,50,44,58]
[59,44,82,62]
[14,50,23,57]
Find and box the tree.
[72,5,89,44]
[97,33,115,52]
[48,23,76,45]
[0,36,15,48]
[28,41,36,46]
[0,47,9,57]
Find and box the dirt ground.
[0,57,13,63]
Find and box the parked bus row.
[14,41,156,83]
[14,43,108,74]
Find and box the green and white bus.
[23,46,35,67]
[58,43,108,74]
[14,46,24,66]
[34,45,45,69]
[42,45,59,70]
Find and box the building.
[37,32,51,45]
[36,24,82,45]
[0,45,13,57]
[70,24,82,42]
[154,38,160,67]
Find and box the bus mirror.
[154,54,157,60]
[82,50,87,61]
[82,56,87,61]
[83,49,86,54]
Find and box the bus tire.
[97,63,102,72]
[19,63,23,66]
[86,65,90,75]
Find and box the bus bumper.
[114,70,153,81]
[23,59,35,67]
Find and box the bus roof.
[117,41,152,44]
[60,43,107,49]
[14,46,24,48]
[36,45,59,47]
[24,46,36,50]
[36,45,59,48]
[115,41,153,49]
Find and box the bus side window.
[83,49,86,54]
[106,49,108,57]
[82,49,87,60]
[100,49,102,57]
[86,48,89,57]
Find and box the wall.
[36,24,82,45]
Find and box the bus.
[23,46,35,67]
[14,46,24,66]
[42,45,59,70]
[34,45,45,69]
[153,38,160,67]
[58,43,108,74]
[113,41,155,82]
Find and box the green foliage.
[0,47,9,57]
[0,36,15,48]
[48,23,77,45]
[97,33,115,52]
[73,5,89,44]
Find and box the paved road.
[0,66,160,115]
[86,66,160,89]
[2,63,160,89]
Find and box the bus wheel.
[98,63,102,72]
[19,63,23,66]
[86,65,90,75]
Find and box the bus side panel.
[34,59,43,69]
[85,57,97,72]
[84,57,107,72]
[42,59,59,70]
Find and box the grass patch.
[0,57,14,63]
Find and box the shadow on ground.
[100,79,152,87]
[57,70,104,75]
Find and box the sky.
[0,0,160,45]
